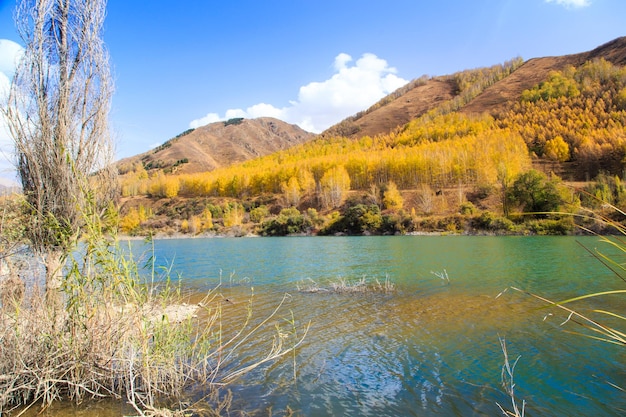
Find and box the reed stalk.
[297,275,396,294]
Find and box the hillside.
[319,77,458,139]
[463,37,626,115]
[117,117,315,175]
[322,37,626,139]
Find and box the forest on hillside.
[117,58,626,237]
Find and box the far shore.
[117,228,584,241]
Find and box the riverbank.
[119,213,601,240]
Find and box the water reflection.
[199,276,621,416]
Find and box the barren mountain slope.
[321,78,457,139]
[322,36,626,138]
[117,117,315,175]
[462,36,626,115]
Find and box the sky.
[0,0,625,183]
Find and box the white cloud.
[0,39,24,101]
[0,39,23,76]
[189,53,409,133]
[545,0,591,8]
[0,39,24,181]
[189,112,221,128]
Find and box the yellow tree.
[223,203,244,227]
[383,181,404,210]
[281,176,301,207]
[320,165,351,209]
[200,208,213,231]
[544,135,570,162]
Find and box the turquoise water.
[132,235,625,416]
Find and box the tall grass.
[0,206,308,416]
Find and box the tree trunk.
[44,249,65,312]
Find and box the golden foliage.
[544,136,570,162]
[117,57,626,215]
[383,182,403,210]
[500,58,626,176]
[119,205,151,234]
[320,165,351,209]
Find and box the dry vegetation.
[296,275,396,294]
[0,207,307,415]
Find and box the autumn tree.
[149,173,180,198]
[382,181,403,210]
[320,165,351,209]
[281,176,301,207]
[2,0,115,305]
[544,135,570,162]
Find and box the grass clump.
[297,275,396,294]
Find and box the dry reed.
[0,229,307,416]
[297,275,396,294]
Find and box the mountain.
[321,36,626,140]
[118,37,626,181]
[117,117,315,175]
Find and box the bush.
[260,208,312,236]
[459,201,476,215]
[320,204,383,235]
[526,217,574,235]
[249,205,270,223]
[581,173,626,209]
[381,211,414,235]
[473,211,515,233]
[506,170,564,215]
[224,117,244,126]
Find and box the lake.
[129,235,624,416]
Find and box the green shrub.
[526,217,574,235]
[581,172,626,209]
[506,170,564,215]
[261,208,312,236]
[459,201,476,215]
[381,211,413,235]
[249,205,270,223]
[224,117,244,126]
[473,211,515,233]
[320,204,383,235]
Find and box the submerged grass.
[496,338,526,417]
[296,275,396,294]
[0,211,308,416]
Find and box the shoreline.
[117,228,588,241]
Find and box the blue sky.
[0,0,625,181]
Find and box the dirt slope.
[117,117,315,175]
[320,78,457,139]
[463,37,626,115]
[322,36,626,138]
